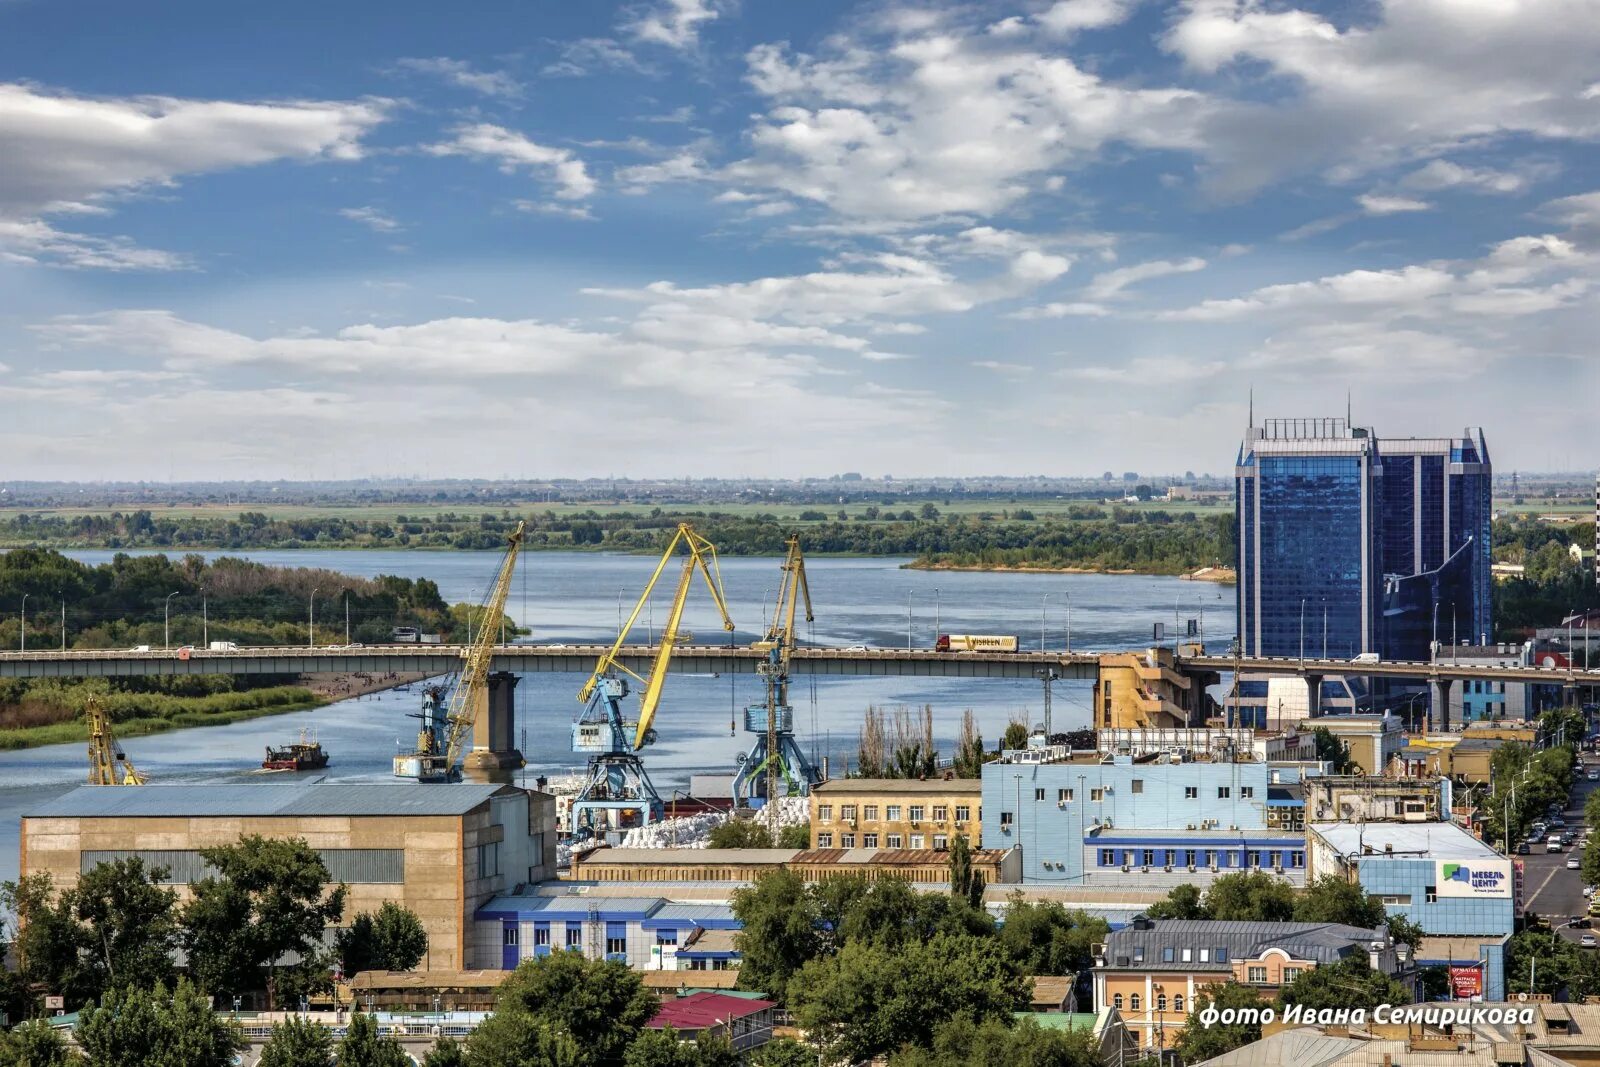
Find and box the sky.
[1,0,1598,481]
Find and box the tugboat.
[262,729,330,771]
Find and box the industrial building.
[569,845,1020,886]
[474,893,738,972]
[809,778,983,849]
[21,783,557,971]
[1306,821,1513,1000]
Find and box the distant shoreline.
[903,560,1237,583]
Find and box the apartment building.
[809,778,983,850]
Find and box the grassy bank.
[0,685,326,751]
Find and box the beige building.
[809,778,983,849]
[1093,648,1219,730]
[570,846,1021,886]
[21,783,556,971]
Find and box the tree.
[1145,883,1207,920]
[948,833,985,910]
[1278,956,1410,1013]
[0,1019,79,1067]
[621,1028,737,1067]
[890,1016,1100,1067]
[1292,876,1386,928]
[1174,982,1266,1063]
[257,1015,334,1067]
[730,869,821,1000]
[777,823,811,849]
[74,980,243,1067]
[952,711,985,779]
[1002,720,1029,751]
[181,836,347,1007]
[1311,728,1353,773]
[1386,914,1425,952]
[337,903,429,976]
[1,874,88,1009]
[421,1039,465,1067]
[471,953,656,1067]
[789,933,1026,1064]
[1202,872,1296,922]
[337,1011,410,1067]
[462,1007,582,1067]
[707,819,774,849]
[747,1039,816,1067]
[996,897,1107,977]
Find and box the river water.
[0,550,1236,884]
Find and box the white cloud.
[1009,301,1110,319]
[426,124,596,200]
[339,206,401,233]
[0,219,188,271]
[972,359,1031,373]
[1037,0,1140,36]
[1538,190,1600,233]
[1401,159,1533,195]
[1161,265,1459,321]
[394,57,524,99]
[624,0,719,50]
[1063,356,1226,382]
[1084,257,1206,300]
[542,38,649,78]
[1357,194,1431,215]
[615,150,706,192]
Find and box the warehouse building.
[21,783,557,971]
[809,778,983,849]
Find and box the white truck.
[208,641,239,651]
[935,634,1020,653]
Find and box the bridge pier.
[465,671,523,770]
[1305,673,1324,719]
[1431,677,1453,734]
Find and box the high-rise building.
[1235,417,1492,724]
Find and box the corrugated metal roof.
[25,783,509,819]
[1103,919,1384,971]
[580,848,798,864]
[813,778,982,794]
[645,903,735,925]
[1310,820,1503,860]
[477,895,664,918]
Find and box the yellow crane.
[569,523,734,837]
[86,695,146,785]
[394,520,525,782]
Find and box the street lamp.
[934,588,941,641]
[1041,593,1050,652]
[1065,592,1073,653]
[18,593,27,652]
[164,591,178,649]
[59,593,65,652]
[907,591,916,651]
[1300,598,1307,666]
[308,586,320,647]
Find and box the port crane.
[570,523,734,839]
[393,520,525,783]
[86,695,147,785]
[733,535,822,830]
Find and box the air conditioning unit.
[1274,865,1285,874]
[1058,801,1067,809]
[1142,866,1151,873]
[1164,865,1173,873]
[1209,864,1219,872]
[1122,864,1132,872]
[1186,823,1196,830]
[1188,865,1197,872]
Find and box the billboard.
[1436,859,1513,899]
[1450,963,1484,1000]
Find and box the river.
[0,550,1237,885]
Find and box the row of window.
[1096,849,1304,869]
[817,832,948,849]
[817,803,975,823]
[504,921,643,957]
[1127,944,1229,965]
[1020,784,1258,804]
[1112,993,1186,1012]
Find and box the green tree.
[707,819,773,849]
[948,833,985,910]
[1,874,88,1010]
[890,1016,1100,1067]
[471,953,655,1067]
[1311,728,1353,773]
[789,933,1026,1064]
[1292,876,1386,928]
[0,1019,79,1067]
[336,903,429,976]
[181,836,347,1007]
[746,1039,815,1067]
[422,1039,465,1067]
[730,869,820,1000]
[70,860,181,998]
[1278,956,1410,1013]
[257,1015,334,1067]
[1002,721,1029,751]
[1145,883,1207,920]
[1202,872,1296,922]
[75,980,243,1067]
[1386,914,1424,952]
[462,1010,581,1067]
[621,1028,737,1067]
[996,896,1107,977]
[337,1011,409,1067]
[777,823,811,849]
[1173,982,1267,1063]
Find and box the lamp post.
[1041,593,1050,652]
[1065,592,1073,652]
[58,592,65,652]
[308,586,320,648]
[164,591,178,649]
[18,593,27,652]
[617,587,625,641]
[202,595,208,648]
[907,591,915,651]
[1300,598,1307,666]
[1321,597,1328,660]
[933,588,941,641]
[759,587,772,634]
[345,593,351,645]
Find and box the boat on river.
[262,729,330,771]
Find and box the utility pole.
[309,587,320,647]
[345,594,351,645]
[19,593,27,652]
[202,596,208,647]
[1041,593,1050,652]
[164,591,177,650]
[58,593,65,652]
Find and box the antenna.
[1248,387,1254,429]
[1346,391,1352,428]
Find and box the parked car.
[1588,770,1598,781]
[1550,841,1565,853]
[1518,843,1531,854]
[1569,857,1582,869]
[1584,934,1598,948]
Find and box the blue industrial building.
[476,894,738,972]
[1307,822,1512,1000]
[981,753,1306,888]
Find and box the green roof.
[1013,1012,1099,1032]
[678,988,769,1000]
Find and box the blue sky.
[1,0,1597,480]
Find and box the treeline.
[910,512,1234,574]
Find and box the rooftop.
[1311,820,1503,860]
[647,991,774,1030]
[813,778,981,794]
[575,846,1011,867]
[1102,919,1386,972]
[25,783,512,819]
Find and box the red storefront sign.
[1451,964,1484,1000]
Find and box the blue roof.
[642,903,737,929]
[26,783,509,819]
[476,895,664,921]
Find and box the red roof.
[647,991,775,1031]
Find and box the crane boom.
[439,520,526,774]
[86,695,146,785]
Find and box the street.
[1523,763,1600,944]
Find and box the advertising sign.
[1436,859,1512,898]
[1450,964,1484,1000]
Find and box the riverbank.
[0,686,326,751]
[903,559,1238,583]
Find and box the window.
[818,805,833,822]
[1173,995,1184,1013]
[1247,966,1267,984]
[1380,894,1412,906]
[655,929,676,946]
[1091,788,1105,802]
[1142,849,1155,866]
[885,805,902,820]
[503,925,518,946]
[1292,851,1305,868]
[605,922,627,957]
[1181,948,1192,962]
[863,833,879,848]
[566,926,583,949]
[1199,949,1209,962]
[841,833,855,847]
[479,842,501,879]
[910,834,924,849]
[1156,994,1167,1012]
[886,834,903,848]
[1241,786,1255,799]
[1130,994,1141,1011]
[1185,786,1198,799]
[1204,850,1216,867]
[1035,788,1046,801]
[1283,967,1302,982]
[933,805,948,821]
[534,924,550,947]
[817,833,834,847]
[1132,779,1144,794]
[909,805,925,821]
[1248,851,1261,868]
[863,805,879,820]
[1425,884,1438,903]
[1058,788,1074,803]
[1162,947,1175,963]
[1184,850,1197,867]
[1100,849,1116,866]
[1215,947,1228,963]
[1217,786,1230,799]
[1133,946,1145,962]
[955,805,971,821]
[1113,994,1124,1009]
[1000,812,1014,827]
[841,804,857,820]
[932,835,948,850]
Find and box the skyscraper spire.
[1347,391,1352,428]
[1248,387,1254,430]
